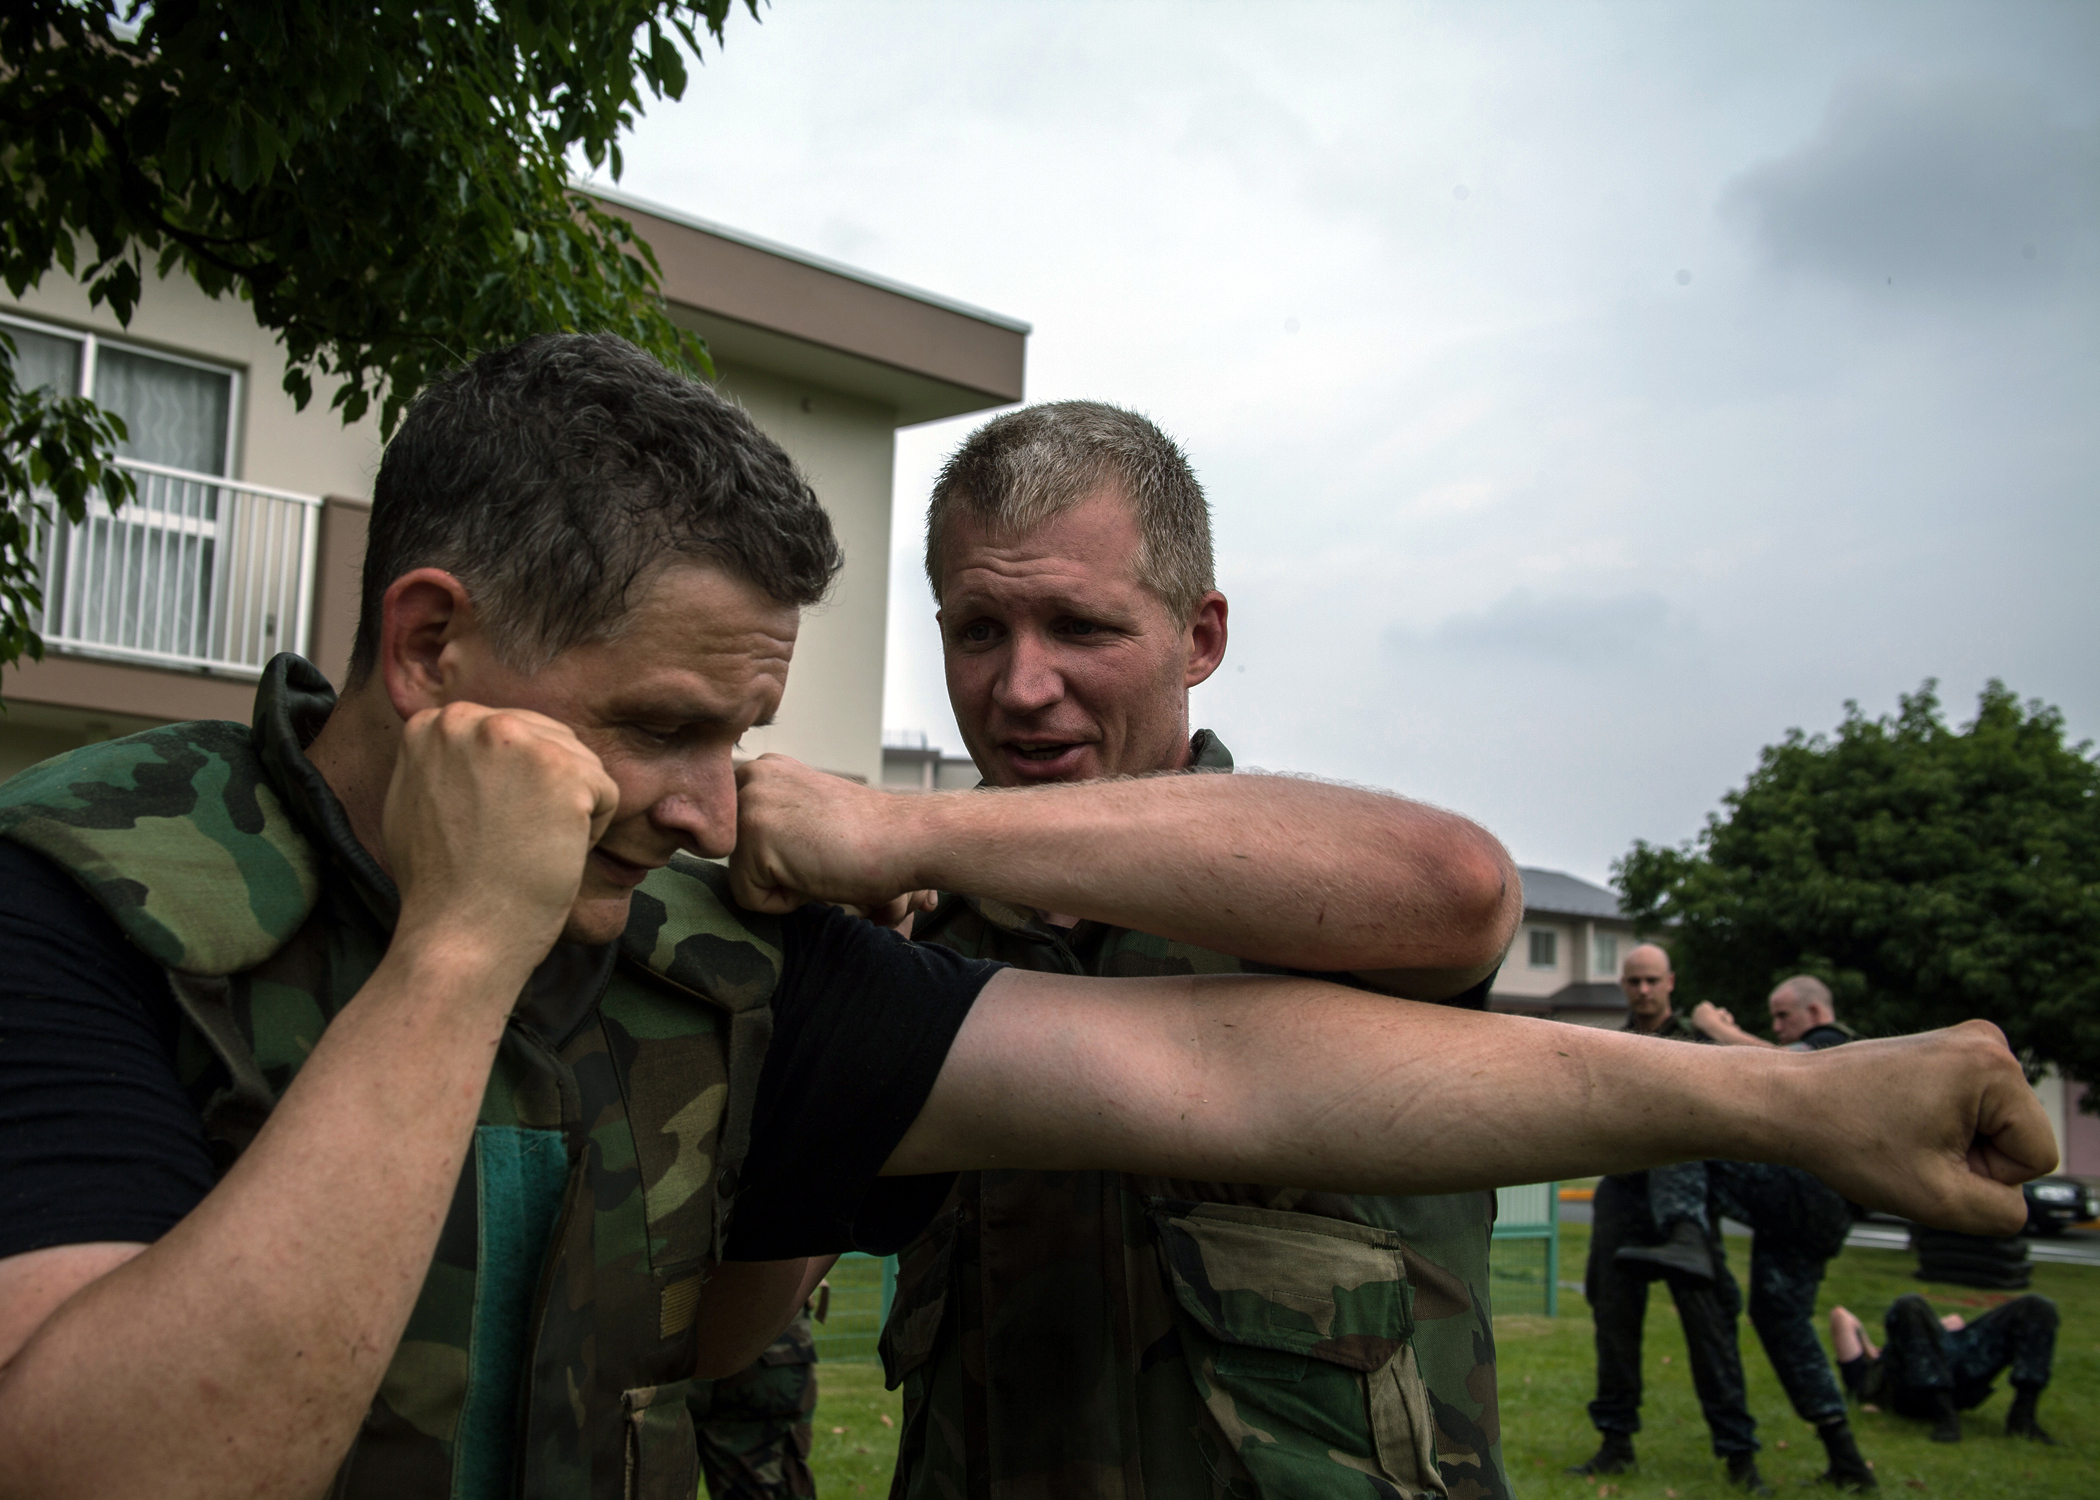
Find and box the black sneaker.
[2005,1389,2057,1445]
[1812,1419,1878,1491]
[1613,1220,1716,1284]
[1724,1452,1773,1495]
[1567,1434,1635,1476]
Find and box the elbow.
[1405,816,1522,975]
[1444,821,1523,969]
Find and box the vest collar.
[1188,727,1234,773]
[254,654,401,929]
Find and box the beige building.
[0,186,1026,786]
[880,732,981,792]
[1489,867,1647,1027]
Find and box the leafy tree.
[0,0,752,688]
[1616,682,2100,1093]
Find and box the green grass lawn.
[805,1224,2097,1498]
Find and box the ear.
[377,568,479,722]
[1183,591,1228,689]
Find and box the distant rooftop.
[582,180,1033,333]
[1517,867,1625,921]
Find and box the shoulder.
[0,721,321,976]
[621,855,785,1010]
[1800,1024,1856,1051]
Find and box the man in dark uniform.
[1831,1298,2061,1444]
[1573,944,1769,1493]
[1622,977,1876,1488]
[1693,975,1855,1053]
[1677,979,1873,1484]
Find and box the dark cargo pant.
[692,1314,820,1500]
[1714,1161,1852,1430]
[1586,1173,1759,1457]
[1882,1294,2059,1417]
[1644,1160,1853,1429]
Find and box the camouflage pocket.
[622,1382,701,1500]
[1148,1201,1448,1500]
[880,1206,958,1389]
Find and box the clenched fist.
[731,753,935,923]
[1784,1020,2058,1235]
[384,702,620,966]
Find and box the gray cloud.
[1724,72,2099,295]
[1404,589,1697,668]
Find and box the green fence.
[1489,1181,1561,1317]
[815,1184,1562,1362]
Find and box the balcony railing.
[21,456,322,678]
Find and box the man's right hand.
[1692,1000,1736,1034]
[1782,1020,2057,1234]
[383,702,619,963]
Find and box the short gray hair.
[1772,975,1835,1014]
[350,334,842,681]
[924,401,1214,620]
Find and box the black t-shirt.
[0,839,996,1264]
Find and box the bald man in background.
[1696,975,1858,1052]
[1573,945,1769,1492]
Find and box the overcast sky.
[612,0,2099,886]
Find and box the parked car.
[2021,1176,2098,1236]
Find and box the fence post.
[1547,1181,1560,1318]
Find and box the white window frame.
[1527,927,1559,970]
[0,310,244,478]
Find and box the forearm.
[691,1259,825,1378]
[892,972,2049,1233]
[897,775,1519,976]
[0,941,526,1500]
[894,975,1786,1190]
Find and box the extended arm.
[885,971,2054,1236]
[1691,1001,1778,1048]
[732,756,1520,998]
[0,705,618,1500]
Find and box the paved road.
[1555,1194,2100,1266]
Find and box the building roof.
[585,181,1032,333]
[585,183,1028,423]
[1517,866,1625,921]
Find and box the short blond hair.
[925,401,1214,620]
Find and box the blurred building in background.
[0,187,1027,788]
[1489,867,1644,1027]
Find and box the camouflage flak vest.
[882,732,1509,1500]
[0,656,779,1500]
